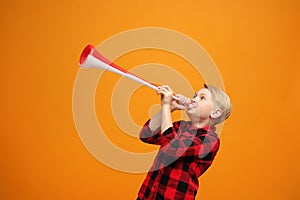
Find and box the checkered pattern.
[138,120,220,200]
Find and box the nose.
[191,96,199,104]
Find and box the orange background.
[1,0,299,199]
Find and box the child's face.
[186,88,214,122]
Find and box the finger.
[177,105,186,110]
[159,85,169,91]
[164,85,173,93]
[174,94,184,104]
[157,87,166,93]
[177,94,190,105]
[157,90,167,96]
[158,86,168,91]
[182,97,189,104]
[173,95,180,101]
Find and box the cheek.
[199,108,209,116]
[198,103,212,115]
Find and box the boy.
[137,84,232,200]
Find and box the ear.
[210,108,222,119]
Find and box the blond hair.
[204,84,232,125]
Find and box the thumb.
[177,104,186,110]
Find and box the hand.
[157,86,188,111]
[157,85,174,108]
[175,94,191,107]
[171,98,186,111]
[170,94,191,111]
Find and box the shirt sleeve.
[139,120,182,145]
[161,131,220,162]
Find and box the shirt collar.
[186,121,216,134]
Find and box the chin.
[186,109,194,117]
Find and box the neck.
[191,118,211,128]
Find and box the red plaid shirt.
[138,120,220,200]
